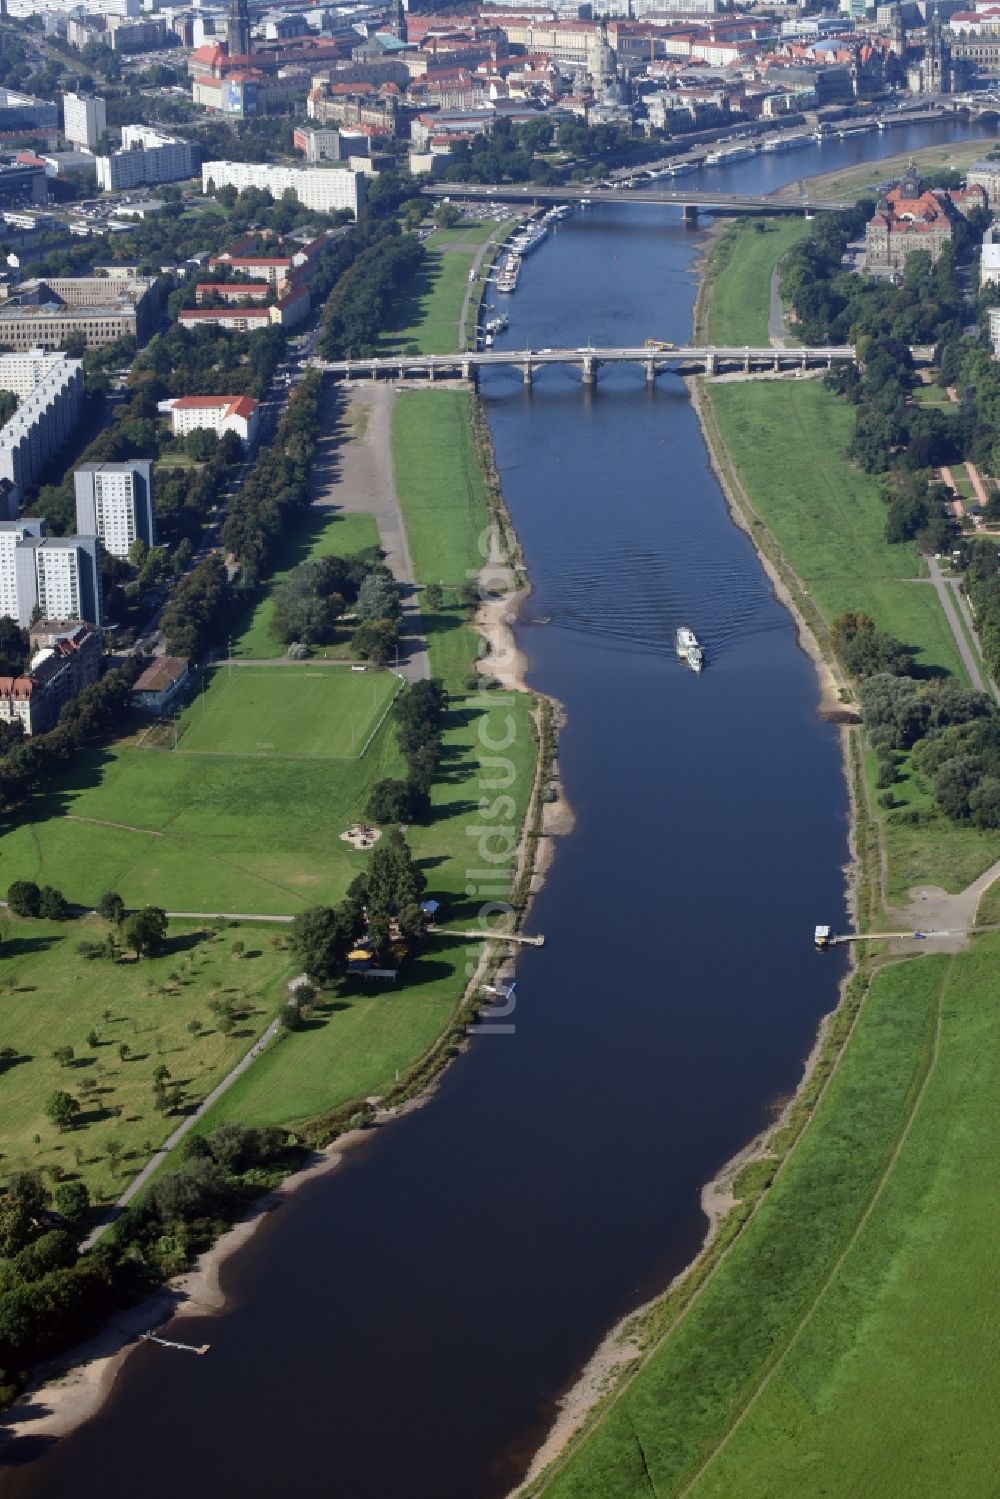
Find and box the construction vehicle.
[644,338,676,351]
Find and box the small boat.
[676,625,704,673]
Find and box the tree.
[54,1179,90,1231]
[38,885,69,921]
[97,890,124,924]
[290,903,359,985]
[118,1042,130,1063]
[366,778,414,823]
[123,905,168,958]
[423,583,443,612]
[86,1028,100,1049]
[356,573,400,622]
[52,1044,75,1068]
[46,1090,81,1131]
[7,879,40,917]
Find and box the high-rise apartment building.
[95,127,199,191]
[62,92,107,152]
[0,523,101,627]
[74,460,154,558]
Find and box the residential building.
[162,394,260,447]
[178,306,272,332]
[293,125,343,161]
[982,223,1000,286]
[0,524,101,627]
[104,16,168,51]
[0,354,85,510]
[74,459,155,559]
[201,159,366,216]
[96,127,200,191]
[967,160,1000,210]
[0,89,58,133]
[132,655,190,714]
[0,275,156,350]
[206,252,296,288]
[990,305,1000,356]
[62,93,107,152]
[195,280,271,304]
[0,624,101,736]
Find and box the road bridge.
[311,344,859,387]
[422,182,851,219]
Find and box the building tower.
[389,0,407,42]
[227,0,251,58]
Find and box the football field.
[177,666,400,759]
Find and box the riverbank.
[517,161,1000,1499]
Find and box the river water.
[2,119,992,1498]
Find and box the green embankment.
[540,946,1000,1499]
[0,917,295,1200]
[705,219,807,346]
[379,221,500,356]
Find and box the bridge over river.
[310,344,933,386]
[422,182,851,218]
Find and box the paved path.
[909,555,992,695]
[80,1015,282,1250]
[768,265,788,346]
[312,380,428,683]
[895,855,1000,953]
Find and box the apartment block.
[74,459,155,559]
[0,623,101,736]
[16,534,102,627]
[0,354,85,509]
[162,394,260,447]
[96,127,200,192]
[202,159,366,217]
[62,93,107,151]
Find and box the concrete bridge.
[422,182,851,220]
[311,344,857,387]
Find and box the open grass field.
[177,665,399,760]
[0,916,295,1205]
[379,221,499,357]
[705,219,808,346]
[709,380,965,680]
[539,944,1000,1499]
[868,746,1000,899]
[392,389,489,592]
[232,508,380,660]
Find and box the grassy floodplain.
[537,946,1000,1499]
[704,219,808,346]
[0,916,295,1201]
[379,220,500,356]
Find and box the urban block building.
[162,394,260,447]
[201,159,366,216]
[74,459,155,559]
[96,126,200,191]
[0,274,156,350]
[62,93,107,152]
[0,521,102,627]
[0,353,85,512]
[0,623,101,736]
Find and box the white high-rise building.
[201,160,366,217]
[74,460,154,559]
[0,518,43,622]
[62,93,107,153]
[28,537,102,626]
[96,127,199,192]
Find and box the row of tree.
[161,553,230,661]
[367,679,448,824]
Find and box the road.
[768,266,789,346]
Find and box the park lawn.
[706,219,808,346]
[425,221,500,250]
[188,943,467,1131]
[177,665,399,760]
[709,379,965,679]
[0,916,296,1206]
[379,250,476,356]
[685,940,1000,1499]
[540,955,952,1499]
[232,509,380,660]
[392,389,489,589]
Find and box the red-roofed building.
[162,394,260,447]
[0,624,101,736]
[864,166,987,274]
[195,280,271,305]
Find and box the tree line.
[367,678,448,824]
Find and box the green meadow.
[705,219,808,346]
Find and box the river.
[2,118,992,1498]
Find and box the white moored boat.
[676,626,704,673]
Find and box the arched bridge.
[311,345,865,387]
